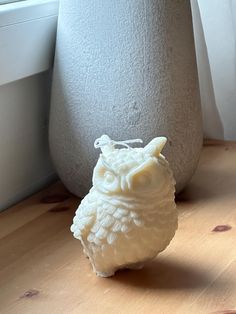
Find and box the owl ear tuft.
[143,137,167,157]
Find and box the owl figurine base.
[71,135,177,277]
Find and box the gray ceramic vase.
[49,0,202,196]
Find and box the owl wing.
[91,205,161,265]
[87,204,145,248]
[70,195,97,240]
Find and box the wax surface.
[71,135,177,277]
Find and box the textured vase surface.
[49,0,203,196]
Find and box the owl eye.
[104,171,115,183]
[127,159,157,190]
[93,161,119,193]
[98,166,115,183]
[98,167,106,177]
[135,173,151,187]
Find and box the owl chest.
[85,190,171,233]
[93,202,163,236]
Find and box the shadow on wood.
[176,167,236,204]
[110,257,214,291]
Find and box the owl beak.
[120,176,128,191]
[126,174,133,190]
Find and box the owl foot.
[96,270,115,278]
[127,262,144,270]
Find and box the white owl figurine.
[71,135,177,277]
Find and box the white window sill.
[0,0,59,86]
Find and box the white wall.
[0,0,58,211]
[0,72,55,211]
[0,0,58,85]
[192,0,236,141]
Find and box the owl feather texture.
[71,135,177,277]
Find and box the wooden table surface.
[1,141,236,314]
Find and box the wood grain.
[0,143,236,314]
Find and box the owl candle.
[71,135,177,277]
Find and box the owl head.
[93,135,173,196]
